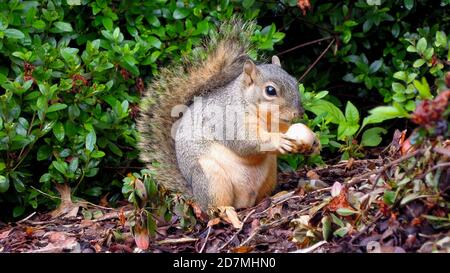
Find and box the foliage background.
[0,0,449,218]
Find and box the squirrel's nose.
[292,107,304,119]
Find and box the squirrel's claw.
[278,134,296,154]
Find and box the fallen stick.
[199,226,212,253]
[218,209,256,252]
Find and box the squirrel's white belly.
[199,143,276,208]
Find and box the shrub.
[0,0,285,218]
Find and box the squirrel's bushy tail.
[137,18,256,197]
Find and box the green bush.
[0,0,285,218]
[1,0,449,218]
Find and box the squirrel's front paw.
[274,134,297,154]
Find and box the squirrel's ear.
[272,56,281,66]
[243,60,258,86]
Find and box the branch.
[299,39,335,82]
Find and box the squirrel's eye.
[265,85,277,96]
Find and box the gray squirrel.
[137,18,318,211]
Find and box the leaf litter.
[1,137,449,253]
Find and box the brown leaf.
[327,186,351,212]
[25,227,34,237]
[99,193,110,207]
[50,184,83,218]
[306,170,320,180]
[30,231,80,253]
[134,223,149,250]
[217,206,243,229]
[94,243,102,253]
[297,0,311,15]
[345,158,355,170]
[189,201,207,221]
[119,208,126,227]
[0,229,12,240]
[207,217,221,227]
[231,246,254,253]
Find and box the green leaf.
[91,150,105,158]
[306,100,345,124]
[53,121,65,141]
[147,36,162,49]
[0,175,9,193]
[54,21,73,32]
[4,29,25,39]
[37,145,52,161]
[13,206,25,218]
[416,37,427,54]
[413,78,432,99]
[52,160,68,175]
[47,103,67,113]
[330,213,345,227]
[108,142,123,157]
[67,0,81,5]
[336,208,359,216]
[362,105,409,128]
[321,216,331,241]
[392,82,405,93]
[173,8,190,19]
[85,187,102,197]
[435,31,447,48]
[333,227,348,237]
[369,60,382,74]
[361,127,387,147]
[413,59,425,68]
[393,71,407,81]
[423,47,434,60]
[404,0,414,10]
[32,20,46,29]
[102,17,113,31]
[383,191,396,205]
[86,131,96,152]
[345,101,359,125]
[400,193,421,206]
[243,0,255,9]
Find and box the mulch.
[1,154,449,253]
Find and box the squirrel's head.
[241,56,303,126]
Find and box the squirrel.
[138,18,315,211]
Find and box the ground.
[1,140,449,253]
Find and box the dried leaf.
[156,237,197,245]
[207,217,221,227]
[134,223,149,250]
[297,0,311,15]
[231,246,254,253]
[306,170,320,180]
[50,184,83,218]
[331,182,342,197]
[0,229,12,240]
[217,206,243,229]
[327,186,351,211]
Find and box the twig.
[239,207,309,247]
[199,226,212,253]
[433,147,450,157]
[277,36,333,56]
[310,149,425,194]
[349,213,382,244]
[16,212,37,224]
[418,162,450,179]
[299,39,335,82]
[218,209,256,251]
[290,240,328,253]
